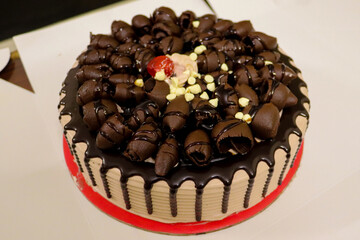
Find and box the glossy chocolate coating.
[155,137,179,176]
[127,100,159,130]
[82,99,118,131]
[132,14,152,35]
[78,49,112,65]
[179,10,196,29]
[76,64,112,83]
[144,78,170,109]
[184,129,212,167]
[89,34,119,50]
[111,20,136,43]
[158,36,184,55]
[260,79,297,110]
[76,80,112,106]
[259,63,297,85]
[163,95,190,132]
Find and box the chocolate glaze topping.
[59,7,309,221]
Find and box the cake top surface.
[60,6,309,185]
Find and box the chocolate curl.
[152,21,181,39]
[155,137,179,176]
[214,39,245,59]
[111,20,136,43]
[152,7,177,23]
[116,42,142,56]
[109,73,139,85]
[234,65,262,87]
[234,55,253,67]
[139,35,158,52]
[243,103,280,139]
[134,48,155,74]
[77,49,112,65]
[227,20,254,39]
[82,99,118,131]
[163,95,190,132]
[260,79,297,110]
[158,36,184,55]
[244,31,278,53]
[179,10,196,29]
[182,29,198,49]
[252,51,281,69]
[131,15,152,35]
[184,129,212,167]
[213,20,233,34]
[212,118,254,155]
[144,78,170,109]
[96,113,133,149]
[208,71,229,85]
[215,84,240,116]
[197,50,226,73]
[109,54,133,72]
[259,63,297,85]
[89,34,119,50]
[76,80,113,106]
[127,100,160,130]
[197,14,217,33]
[113,83,145,104]
[124,122,162,162]
[234,83,259,106]
[192,97,220,130]
[76,64,112,83]
[198,29,222,47]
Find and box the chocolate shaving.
[76,64,112,83]
[152,21,181,39]
[109,73,139,85]
[213,20,233,34]
[184,129,212,167]
[197,50,226,73]
[78,49,112,65]
[152,7,177,23]
[214,39,244,59]
[259,63,297,85]
[192,97,220,130]
[89,33,119,50]
[260,79,297,110]
[144,78,170,109]
[116,42,142,56]
[163,95,190,132]
[111,20,136,43]
[82,99,118,131]
[197,14,217,33]
[113,83,145,105]
[127,100,159,130]
[158,36,184,55]
[234,65,262,87]
[132,14,152,36]
[179,10,196,29]
[76,80,112,106]
[234,83,259,106]
[215,83,240,116]
[155,137,179,176]
[244,31,278,53]
[134,48,155,74]
[227,20,254,39]
[109,54,133,72]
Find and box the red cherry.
[147,56,174,77]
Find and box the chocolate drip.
[278,153,291,185]
[84,158,96,186]
[195,188,204,221]
[222,185,231,213]
[120,177,131,209]
[262,167,274,197]
[169,188,178,217]
[243,178,254,208]
[144,186,153,214]
[100,168,111,198]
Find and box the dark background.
[0,0,124,40]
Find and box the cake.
[58,6,310,234]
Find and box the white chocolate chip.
[189,52,198,61]
[221,63,229,71]
[187,76,196,85]
[166,93,177,101]
[204,74,214,83]
[265,60,273,65]
[238,97,250,107]
[183,69,190,76]
[209,98,219,107]
[170,85,176,94]
[200,45,207,51]
[192,20,200,28]
[155,70,166,81]
[194,45,206,55]
[189,84,202,94]
[228,149,237,155]
[235,112,244,120]
[175,87,186,96]
[171,77,179,87]
[184,93,195,102]
[200,92,209,100]
[207,82,216,92]
[134,79,144,87]
[228,70,233,74]
[242,114,252,124]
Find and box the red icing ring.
[63,135,304,234]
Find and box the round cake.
[59,6,310,234]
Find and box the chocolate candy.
[109,54,133,72]
[158,36,184,55]
[152,21,181,39]
[155,137,179,176]
[244,31,277,53]
[124,122,162,162]
[78,49,112,65]
[197,50,226,73]
[144,78,170,109]
[132,15,152,35]
[127,100,159,130]
[234,83,259,106]
[179,10,196,29]
[163,95,190,132]
[76,64,112,83]
[242,103,280,139]
[113,83,145,105]
[212,118,254,155]
[259,63,297,85]
[260,79,297,110]
[96,113,133,149]
[234,65,262,87]
[215,84,239,116]
[82,99,118,131]
[111,20,136,43]
[184,129,212,167]
[76,80,112,106]
[89,34,119,50]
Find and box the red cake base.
[63,136,304,234]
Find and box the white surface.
[0,47,10,72]
[1,0,359,239]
